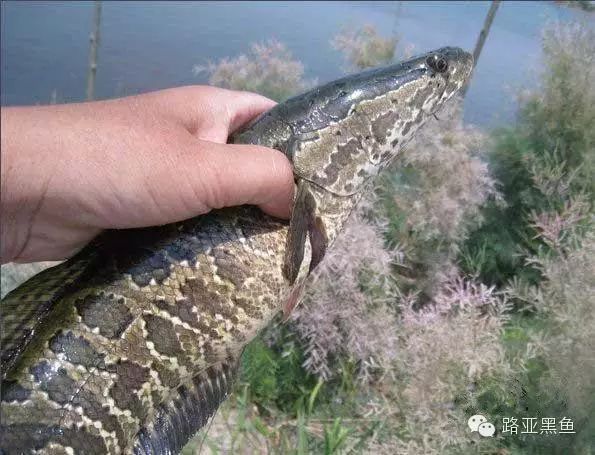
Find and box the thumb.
[192,140,295,219]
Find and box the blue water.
[1,1,590,127]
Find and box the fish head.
[232,47,473,284]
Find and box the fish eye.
[426,54,449,73]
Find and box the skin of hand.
[0,86,295,264]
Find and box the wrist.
[1,107,54,263]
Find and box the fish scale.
[1,47,473,454]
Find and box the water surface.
[1,1,590,127]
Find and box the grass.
[186,20,594,454]
[3,18,593,455]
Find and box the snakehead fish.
[0,47,473,454]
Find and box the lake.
[1,1,591,127]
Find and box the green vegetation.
[1,10,592,454]
[184,20,594,454]
[461,23,595,286]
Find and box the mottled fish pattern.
[1,47,473,454]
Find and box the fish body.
[0,47,472,454]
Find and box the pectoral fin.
[282,181,328,285]
[283,280,306,320]
[308,215,327,274]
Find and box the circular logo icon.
[478,421,496,437]
[467,414,487,432]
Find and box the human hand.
[0,86,294,263]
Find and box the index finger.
[145,86,277,143]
